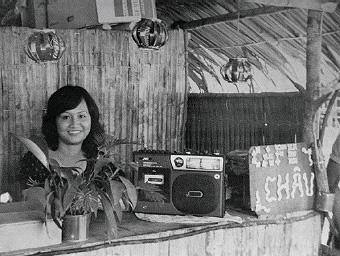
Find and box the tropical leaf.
[15,133,138,239]
[49,158,60,168]
[12,133,49,170]
[93,158,114,176]
[61,167,79,182]
[101,134,141,150]
[62,175,82,216]
[87,191,100,216]
[137,181,163,193]
[129,161,139,171]
[97,189,118,239]
[101,179,123,222]
[112,200,123,223]
[119,176,137,209]
[142,190,166,203]
[22,186,46,210]
[89,183,100,218]
[49,195,62,229]
[324,44,340,70]
[109,180,125,205]
[137,182,166,203]
[44,178,51,194]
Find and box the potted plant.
[14,134,138,241]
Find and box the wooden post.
[304,9,329,193]
[304,9,339,241]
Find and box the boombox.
[133,150,225,217]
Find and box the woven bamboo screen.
[0,27,187,198]
[185,92,304,155]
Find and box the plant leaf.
[97,189,118,239]
[62,175,82,216]
[50,196,62,229]
[49,158,60,167]
[137,182,166,202]
[22,186,46,210]
[88,193,100,217]
[111,200,123,223]
[129,162,139,171]
[12,134,49,170]
[93,158,113,176]
[119,176,137,209]
[109,180,124,205]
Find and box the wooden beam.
[303,9,339,240]
[244,0,339,13]
[303,9,323,146]
[174,6,293,30]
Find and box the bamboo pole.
[304,9,329,191]
[304,9,338,240]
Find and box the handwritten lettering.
[263,168,314,202]
[291,172,304,198]
[277,173,290,201]
[256,191,271,213]
[303,172,315,196]
[302,147,313,166]
[250,143,315,215]
[265,176,277,202]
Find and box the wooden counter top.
[3,210,321,256]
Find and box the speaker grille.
[172,173,219,214]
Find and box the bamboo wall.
[0,27,187,198]
[185,92,304,155]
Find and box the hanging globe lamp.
[220,57,252,83]
[132,19,168,50]
[24,29,66,63]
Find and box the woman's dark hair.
[42,85,105,158]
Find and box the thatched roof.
[156,0,340,93]
[0,0,339,93]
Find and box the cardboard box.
[47,0,157,29]
[0,201,61,253]
[21,0,47,28]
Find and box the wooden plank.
[8,212,320,256]
[176,6,293,30]
[244,0,339,12]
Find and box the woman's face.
[56,99,91,146]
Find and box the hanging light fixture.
[220,0,252,83]
[24,29,66,63]
[220,57,252,83]
[132,19,168,50]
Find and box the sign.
[249,143,315,215]
[97,0,157,24]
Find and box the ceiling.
[155,0,340,93]
[1,0,339,93]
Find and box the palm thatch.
[156,0,340,93]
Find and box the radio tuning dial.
[174,157,184,167]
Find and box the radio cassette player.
[133,150,225,217]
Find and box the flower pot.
[62,214,91,242]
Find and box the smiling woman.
[18,85,105,189]
[49,99,92,172]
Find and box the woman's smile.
[56,100,91,146]
[68,130,81,134]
